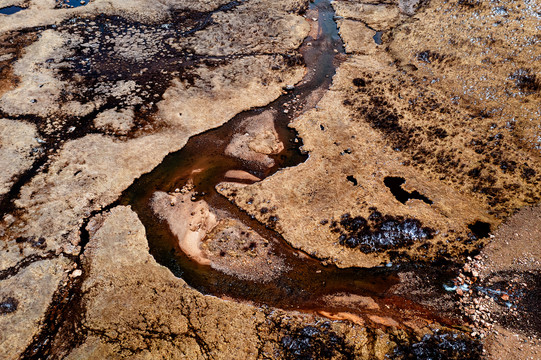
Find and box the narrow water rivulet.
[120,0,453,324]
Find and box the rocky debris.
[448,254,495,339]
[452,254,541,343]
[444,204,541,349]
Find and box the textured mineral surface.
[0,0,539,358]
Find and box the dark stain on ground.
[0,297,18,315]
[510,69,540,93]
[53,7,304,139]
[0,30,38,95]
[18,204,117,359]
[393,331,483,359]
[280,324,355,360]
[342,69,541,220]
[352,78,366,87]
[15,236,47,249]
[384,176,433,205]
[416,50,447,64]
[330,208,435,253]
[360,96,414,152]
[58,4,242,129]
[0,2,299,215]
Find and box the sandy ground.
[151,191,215,265]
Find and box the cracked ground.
[0,0,540,359]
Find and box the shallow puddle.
[60,0,88,8]
[0,5,25,15]
[373,31,383,45]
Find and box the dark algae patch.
[0,297,18,315]
[331,208,435,253]
[281,324,355,360]
[392,332,483,359]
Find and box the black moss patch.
[0,297,18,315]
[384,176,433,205]
[359,96,415,152]
[352,78,366,87]
[521,165,536,181]
[281,324,354,360]
[393,332,483,360]
[330,208,435,253]
[416,50,447,64]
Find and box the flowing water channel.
[120,0,453,324]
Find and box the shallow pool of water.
[0,5,25,15]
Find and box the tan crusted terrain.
[221,0,541,268]
[0,0,539,358]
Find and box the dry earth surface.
[0,0,539,358]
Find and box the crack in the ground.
[18,201,119,359]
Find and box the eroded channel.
[120,0,455,326]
